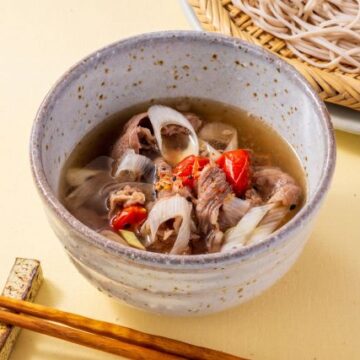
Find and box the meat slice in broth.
[111,113,157,159]
[161,112,203,137]
[108,185,146,218]
[196,164,232,252]
[111,111,201,160]
[184,112,203,132]
[252,166,301,208]
[245,188,264,206]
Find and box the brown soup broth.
[59,98,306,236]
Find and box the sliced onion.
[247,206,288,246]
[112,149,155,182]
[221,203,277,252]
[66,156,112,187]
[148,105,199,166]
[66,168,103,187]
[141,195,192,255]
[199,122,238,151]
[66,172,112,210]
[220,196,251,229]
[199,139,221,161]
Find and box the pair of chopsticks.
[0,296,247,360]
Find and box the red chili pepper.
[111,206,147,231]
[216,149,250,196]
[173,155,210,188]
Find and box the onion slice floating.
[66,156,112,187]
[66,172,112,210]
[148,105,199,166]
[219,196,251,229]
[221,202,277,252]
[66,168,102,187]
[141,195,192,255]
[112,149,155,182]
[199,122,238,151]
[247,206,288,246]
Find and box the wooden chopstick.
[0,296,247,360]
[0,308,181,360]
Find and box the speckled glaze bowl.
[31,31,335,316]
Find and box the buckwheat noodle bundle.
[232,0,360,73]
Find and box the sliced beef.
[270,184,301,207]
[252,166,302,207]
[161,112,203,137]
[184,112,203,132]
[196,164,232,252]
[108,185,146,218]
[111,111,201,160]
[161,124,188,137]
[245,188,264,206]
[111,113,157,159]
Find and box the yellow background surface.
[0,1,359,359]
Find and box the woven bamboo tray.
[187,0,360,111]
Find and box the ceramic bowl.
[30,31,335,316]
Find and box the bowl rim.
[30,30,336,268]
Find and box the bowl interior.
[33,32,333,248]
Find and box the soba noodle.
[232,0,360,73]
